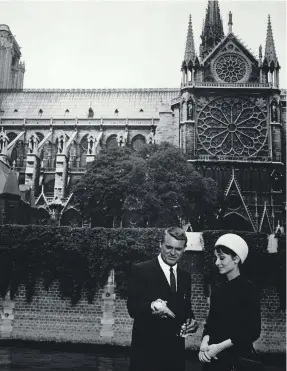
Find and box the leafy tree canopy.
[73,142,220,230]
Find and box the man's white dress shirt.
[158,254,177,291]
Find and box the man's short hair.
[162,227,187,247]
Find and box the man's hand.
[151,299,175,319]
[185,318,198,335]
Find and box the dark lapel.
[148,257,186,297]
[176,267,184,295]
[152,256,171,292]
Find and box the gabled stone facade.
[174,1,285,233]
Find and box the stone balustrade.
[182,81,273,88]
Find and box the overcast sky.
[1,0,286,89]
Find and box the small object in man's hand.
[152,299,176,318]
[153,300,167,311]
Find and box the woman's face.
[214,250,238,276]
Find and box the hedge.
[0,226,162,303]
[0,226,285,305]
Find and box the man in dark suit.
[127,227,198,371]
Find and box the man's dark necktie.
[170,267,176,293]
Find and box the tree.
[73,143,220,230]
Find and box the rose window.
[196,97,268,157]
[214,54,248,83]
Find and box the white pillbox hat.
[215,233,249,263]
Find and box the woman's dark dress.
[203,275,261,371]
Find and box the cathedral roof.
[202,32,258,65]
[0,88,179,119]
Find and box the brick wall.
[0,252,285,353]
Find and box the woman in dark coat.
[199,233,261,371]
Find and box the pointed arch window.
[106,135,118,149]
[131,135,146,151]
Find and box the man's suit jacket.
[127,257,195,371]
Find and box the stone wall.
[0,252,285,353]
[156,104,179,146]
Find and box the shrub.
[0,226,283,304]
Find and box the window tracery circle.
[213,53,248,83]
[196,96,268,157]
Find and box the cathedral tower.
[173,1,285,232]
[0,24,25,90]
[200,0,224,59]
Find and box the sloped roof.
[0,160,20,196]
[203,33,258,65]
[0,88,179,119]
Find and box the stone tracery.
[196,96,268,157]
[213,53,248,83]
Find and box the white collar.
[158,254,177,273]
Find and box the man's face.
[160,233,186,266]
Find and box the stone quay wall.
[0,252,285,353]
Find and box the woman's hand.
[205,344,220,359]
[200,339,233,361]
[198,335,211,362]
[199,350,212,362]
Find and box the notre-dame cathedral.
[0,1,285,232]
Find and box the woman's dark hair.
[215,245,242,266]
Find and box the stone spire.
[263,15,279,68]
[259,45,262,60]
[200,0,224,58]
[228,11,233,33]
[184,15,196,63]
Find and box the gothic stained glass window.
[213,53,249,83]
[196,96,268,158]
[106,135,118,149]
